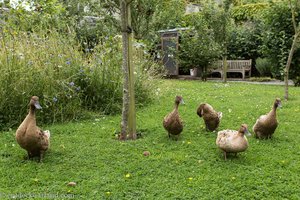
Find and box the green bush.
[293,76,300,87]
[255,57,273,77]
[178,13,221,75]
[0,29,159,130]
[260,2,300,79]
[228,22,263,61]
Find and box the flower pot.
[190,68,198,77]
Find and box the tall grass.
[0,29,161,130]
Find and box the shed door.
[162,37,178,75]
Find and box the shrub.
[260,2,300,79]
[293,76,300,87]
[177,13,221,76]
[255,57,273,77]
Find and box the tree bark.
[284,31,299,100]
[120,0,129,140]
[127,2,137,140]
[284,0,300,100]
[120,0,136,140]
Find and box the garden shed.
[158,28,188,76]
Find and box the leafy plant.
[255,57,273,77]
[260,1,300,79]
[177,13,221,77]
[231,3,269,22]
[228,22,263,61]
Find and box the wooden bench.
[210,59,252,79]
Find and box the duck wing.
[163,111,183,135]
[253,114,278,137]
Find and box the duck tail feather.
[218,112,223,120]
[44,130,51,139]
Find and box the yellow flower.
[187,141,191,144]
[125,173,131,178]
[188,177,193,181]
[105,192,111,195]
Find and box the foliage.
[293,76,300,86]
[255,57,273,77]
[202,1,231,47]
[231,3,269,22]
[131,0,160,40]
[3,0,67,32]
[1,80,300,199]
[228,21,263,60]
[0,29,159,130]
[260,1,300,79]
[177,14,221,73]
[149,0,186,32]
[60,0,120,52]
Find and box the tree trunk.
[284,31,299,100]
[120,0,136,140]
[284,0,300,101]
[222,55,227,83]
[127,3,137,140]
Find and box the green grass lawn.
[1,79,300,199]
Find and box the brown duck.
[197,103,222,131]
[253,98,282,139]
[216,124,251,160]
[16,96,50,161]
[163,96,184,139]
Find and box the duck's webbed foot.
[38,151,45,163]
[25,152,33,160]
[223,151,227,161]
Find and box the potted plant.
[177,28,221,79]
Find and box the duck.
[16,96,50,162]
[216,124,251,160]
[253,98,282,139]
[163,96,184,139]
[197,103,222,131]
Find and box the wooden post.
[223,55,227,83]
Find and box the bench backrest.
[212,59,252,70]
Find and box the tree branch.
[126,0,134,5]
[289,0,297,33]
